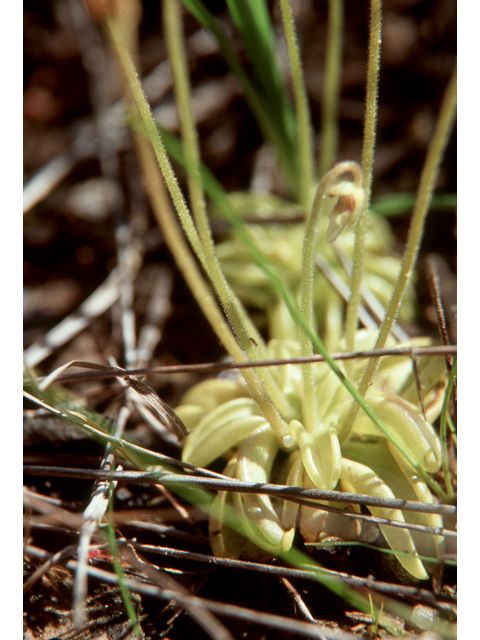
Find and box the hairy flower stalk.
[344,0,383,352]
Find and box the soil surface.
[24,1,456,638]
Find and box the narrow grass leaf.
[179,0,298,192]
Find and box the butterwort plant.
[176,162,447,580]
[104,0,456,583]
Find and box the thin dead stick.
[125,520,208,544]
[25,518,208,546]
[162,486,450,538]
[50,344,457,384]
[23,540,456,610]
[23,467,452,540]
[109,191,145,373]
[25,521,81,538]
[23,154,73,213]
[128,543,455,610]
[281,578,320,626]
[23,486,69,508]
[24,545,361,640]
[23,466,456,517]
[113,223,141,370]
[123,544,234,640]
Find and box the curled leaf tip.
[324,161,366,242]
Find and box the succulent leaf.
[178,377,250,413]
[339,393,442,473]
[209,455,248,558]
[289,419,342,491]
[340,458,429,581]
[235,423,287,551]
[181,398,265,467]
[281,450,303,544]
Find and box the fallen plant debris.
[24,1,456,638]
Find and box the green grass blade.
[225,0,295,150]
[179,0,298,196]
[105,486,143,639]
[226,0,283,103]
[371,192,457,217]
